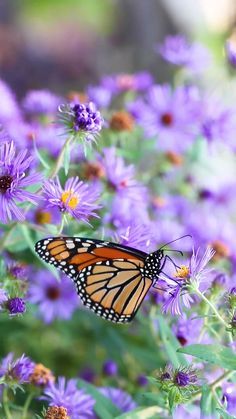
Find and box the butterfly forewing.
[35,237,153,323]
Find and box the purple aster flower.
[222,382,236,416]
[58,101,103,143]
[212,271,230,290]
[152,195,190,219]
[22,89,61,115]
[105,194,150,231]
[99,387,137,413]
[103,360,118,377]
[162,284,193,316]
[134,71,154,90]
[87,85,112,108]
[115,223,155,253]
[0,353,14,377]
[129,84,201,153]
[30,203,61,226]
[161,246,215,315]
[137,374,148,387]
[0,126,11,142]
[7,297,26,315]
[10,355,34,383]
[225,31,236,68]
[200,96,236,146]
[25,122,67,158]
[173,405,200,419]
[43,176,101,224]
[8,263,28,280]
[42,377,95,419]
[158,34,211,72]
[101,71,153,94]
[2,120,35,150]
[0,141,42,223]
[188,246,215,288]
[79,367,96,383]
[0,79,21,123]
[174,369,197,387]
[100,147,146,200]
[152,218,189,252]
[173,313,208,346]
[185,199,236,255]
[0,289,8,310]
[0,353,35,384]
[28,271,78,324]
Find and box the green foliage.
[178,344,236,370]
[77,379,121,418]
[157,315,188,368]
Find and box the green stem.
[49,135,73,178]
[22,391,35,419]
[0,223,16,252]
[189,370,235,402]
[198,305,210,343]
[57,215,65,235]
[193,287,228,328]
[2,388,12,419]
[211,370,235,390]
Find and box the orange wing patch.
[47,240,65,250]
[93,247,141,261]
[45,240,144,272]
[68,247,143,271]
[46,241,70,260]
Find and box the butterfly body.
[35,237,164,323]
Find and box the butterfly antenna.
[159,234,192,250]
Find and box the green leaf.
[216,407,235,419]
[20,224,36,254]
[33,138,50,170]
[44,224,59,235]
[142,391,166,409]
[115,406,164,419]
[168,387,178,412]
[186,136,207,163]
[157,315,188,367]
[200,385,217,417]
[4,225,28,252]
[20,224,59,279]
[178,344,236,370]
[77,379,121,419]
[63,140,71,175]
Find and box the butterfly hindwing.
[75,258,152,323]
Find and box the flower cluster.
[0,352,137,418]
[58,102,103,143]
[0,32,236,418]
[0,141,41,223]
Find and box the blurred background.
[0,0,235,97]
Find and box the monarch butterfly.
[35,237,174,323]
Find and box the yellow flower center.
[61,190,79,209]
[35,210,52,224]
[174,265,190,279]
